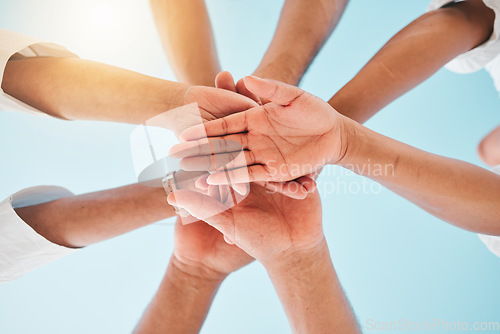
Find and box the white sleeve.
[477,165,500,259]
[0,186,77,283]
[0,29,78,117]
[427,0,500,74]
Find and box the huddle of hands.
[164,71,354,281]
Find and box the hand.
[165,85,259,138]
[171,76,349,185]
[167,185,324,265]
[173,217,254,280]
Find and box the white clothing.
[428,0,500,94]
[0,186,76,283]
[0,29,78,282]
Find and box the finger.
[295,175,317,193]
[243,76,304,106]
[208,183,221,201]
[215,71,237,92]
[231,183,249,196]
[219,184,229,203]
[236,78,261,104]
[169,136,245,159]
[195,174,210,190]
[180,150,255,172]
[180,110,250,141]
[206,165,270,185]
[167,190,234,235]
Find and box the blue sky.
[1,0,500,333]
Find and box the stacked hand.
[169,184,323,265]
[170,76,319,200]
[170,76,349,186]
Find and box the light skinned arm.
[329,0,495,123]
[254,0,348,86]
[150,0,220,86]
[1,57,256,125]
[14,183,175,248]
[339,118,500,235]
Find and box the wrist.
[171,253,227,285]
[261,237,328,274]
[253,60,301,86]
[333,115,366,168]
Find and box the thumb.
[243,76,304,106]
[215,71,237,92]
[167,190,235,236]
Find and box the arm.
[254,0,348,86]
[134,256,223,334]
[175,77,500,235]
[329,0,495,123]
[150,0,220,86]
[15,183,175,248]
[265,240,359,334]
[2,57,187,123]
[135,217,253,333]
[339,118,500,235]
[2,57,256,124]
[169,186,360,333]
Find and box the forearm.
[134,255,223,334]
[2,57,188,123]
[254,0,348,85]
[340,118,500,234]
[15,183,175,248]
[329,0,495,123]
[150,0,220,86]
[264,240,360,334]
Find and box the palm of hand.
[174,219,254,277]
[223,185,323,263]
[246,93,344,181]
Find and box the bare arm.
[179,76,500,236]
[169,186,360,334]
[254,0,349,85]
[15,183,175,248]
[339,117,500,235]
[329,0,495,123]
[134,256,222,334]
[264,240,360,334]
[150,0,220,86]
[2,57,187,123]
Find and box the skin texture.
[168,185,360,334]
[150,0,221,87]
[329,0,495,123]
[171,76,348,184]
[150,0,348,87]
[178,77,500,236]
[14,184,175,248]
[1,57,257,123]
[134,218,253,334]
[478,125,500,166]
[2,55,260,248]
